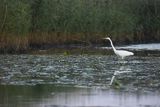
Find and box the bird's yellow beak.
[103,37,109,40]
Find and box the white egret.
[103,37,134,85]
[104,37,134,59]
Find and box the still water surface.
[0,44,160,107]
[0,85,160,107]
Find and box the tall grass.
[0,0,160,52]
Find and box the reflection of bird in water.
[109,70,132,85]
[104,37,134,59]
[103,37,134,86]
[109,71,117,86]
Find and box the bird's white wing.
[116,50,134,56]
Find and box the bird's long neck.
[108,39,116,52]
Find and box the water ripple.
[0,55,160,92]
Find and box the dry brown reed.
[0,32,133,53]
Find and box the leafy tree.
[0,0,31,35]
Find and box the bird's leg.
[119,58,127,66]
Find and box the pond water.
[0,43,160,107]
[102,43,160,51]
[0,85,160,107]
[120,43,160,50]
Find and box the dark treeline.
[0,0,160,52]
